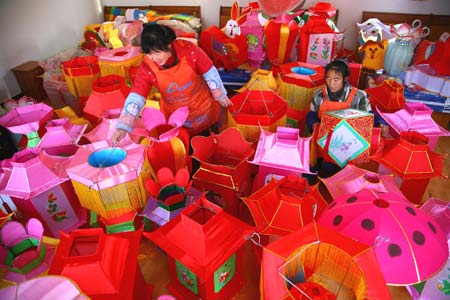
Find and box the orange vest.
[318,86,357,118]
[146,56,219,135]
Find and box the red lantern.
[371,131,447,205]
[191,127,254,216]
[366,79,406,113]
[48,227,152,300]
[62,56,100,97]
[143,197,253,300]
[83,75,130,124]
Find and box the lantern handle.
[246,232,262,247]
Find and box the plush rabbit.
[224,1,242,38]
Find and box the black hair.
[324,59,350,79]
[140,23,177,54]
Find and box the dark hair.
[140,23,176,53]
[324,60,350,78]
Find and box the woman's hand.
[217,96,232,108]
[111,128,127,146]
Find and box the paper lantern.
[228,89,287,143]
[191,128,254,216]
[376,101,450,150]
[48,227,152,300]
[0,102,54,149]
[83,75,130,124]
[278,62,325,128]
[250,126,315,191]
[366,79,406,113]
[243,175,328,238]
[264,13,300,67]
[0,218,56,283]
[0,149,87,237]
[83,108,147,144]
[261,222,391,300]
[144,197,253,300]
[62,56,100,97]
[316,109,374,167]
[98,46,143,84]
[66,140,150,219]
[371,131,447,205]
[240,7,265,69]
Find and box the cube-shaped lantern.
[317,109,374,167]
[48,227,151,300]
[98,46,143,84]
[66,140,150,219]
[191,127,254,216]
[228,89,287,143]
[0,148,87,237]
[144,197,253,300]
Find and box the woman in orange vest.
[305,60,388,178]
[112,24,231,144]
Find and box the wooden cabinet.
[11,61,47,100]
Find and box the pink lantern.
[318,189,449,285]
[0,275,89,300]
[83,108,147,144]
[0,149,87,237]
[66,140,149,219]
[320,164,403,200]
[250,126,314,192]
[240,3,266,69]
[0,102,54,148]
[376,102,450,150]
[0,218,56,283]
[38,118,87,148]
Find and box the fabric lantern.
[48,227,152,300]
[316,109,374,167]
[66,140,150,219]
[0,218,57,283]
[62,56,100,97]
[0,102,53,149]
[54,106,92,131]
[366,79,406,113]
[384,38,414,76]
[318,189,448,285]
[83,75,130,124]
[191,127,254,216]
[250,126,314,192]
[0,149,87,237]
[278,62,325,128]
[235,69,278,93]
[376,102,450,150]
[264,13,300,67]
[371,131,447,205]
[403,64,450,98]
[297,15,341,66]
[261,222,391,300]
[308,2,337,23]
[43,70,83,116]
[98,46,143,84]
[243,175,328,238]
[228,89,287,143]
[143,197,253,300]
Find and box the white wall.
[1,0,449,101]
[0,0,103,100]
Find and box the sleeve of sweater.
[116,92,146,132]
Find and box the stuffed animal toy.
[358,31,386,72]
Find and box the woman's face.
[147,49,172,66]
[325,69,345,93]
